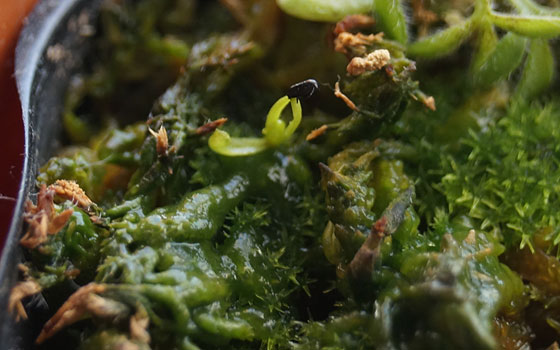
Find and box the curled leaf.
[262,96,302,146]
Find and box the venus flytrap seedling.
[209,95,302,156]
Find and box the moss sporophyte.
[9,0,560,349]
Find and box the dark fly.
[287,79,319,100]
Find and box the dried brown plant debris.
[196,118,228,136]
[412,0,438,38]
[422,96,436,111]
[9,280,42,321]
[21,185,74,249]
[49,179,93,210]
[306,125,328,141]
[348,217,387,279]
[334,32,384,56]
[149,126,169,156]
[130,307,151,344]
[36,283,128,344]
[347,49,391,76]
[334,81,359,111]
[334,15,376,36]
[18,263,30,275]
[411,90,437,111]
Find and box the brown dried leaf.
[36,283,126,344]
[20,184,76,249]
[130,307,150,344]
[410,90,437,111]
[422,96,436,111]
[334,32,384,56]
[9,280,42,321]
[306,125,328,141]
[464,229,476,245]
[47,208,74,234]
[18,264,30,275]
[149,126,169,156]
[348,217,387,279]
[20,212,49,249]
[196,118,228,136]
[49,180,93,210]
[334,81,359,111]
[36,184,56,217]
[24,199,38,216]
[334,15,376,36]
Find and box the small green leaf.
[516,39,555,99]
[470,21,499,71]
[63,111,91,144]
[472,32,527,88]
[208,130,268,157]
[509,0,560,16]
[373,0,409,44]
[407,20,472,58]
[490,12,560,38]
[275,0,373,22]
